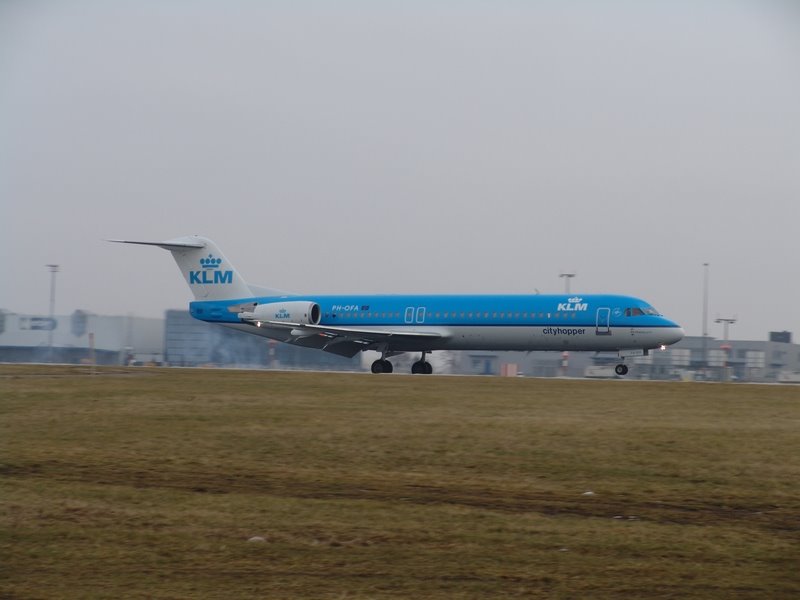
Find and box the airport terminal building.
[0,309,163,365]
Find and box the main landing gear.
[614,364,629,376]
[371,359,394,374]
[411,352,433,375]
[370,352,434,374]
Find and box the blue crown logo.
[200,254,222,269]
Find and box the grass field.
[2,365,799,599]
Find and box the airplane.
[111,235,684,375]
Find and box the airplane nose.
[668,327,685,345]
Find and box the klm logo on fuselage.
[557,296,588,312]
[189,254,233,285]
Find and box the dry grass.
[2,364,799,598]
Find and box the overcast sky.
[1,0,798,341]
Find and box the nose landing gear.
[614,348,649,377]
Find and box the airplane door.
[596,307,611,335]
[405,306,426,324]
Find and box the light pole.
[702,263,709,376]
[559,272,576,294]
[46,264,59,363]
[715,316,737,346]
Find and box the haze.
[1,1,798,341]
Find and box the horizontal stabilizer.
[107,239,206,250]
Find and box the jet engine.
[250,301,321,325]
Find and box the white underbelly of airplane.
[435,326,666,352]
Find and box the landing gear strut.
[411,352,433,375]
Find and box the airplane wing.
[240,316,443,358]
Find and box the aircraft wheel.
[412,361,432,374]
[382,360,393,373]
[615,364,629,376]
[371,360,385,374]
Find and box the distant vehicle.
[777,371,800,384]
[583,366,622,379]
[111,236,684,375]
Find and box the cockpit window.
[624,306,661,317]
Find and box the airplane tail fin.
[109,235,253,301]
